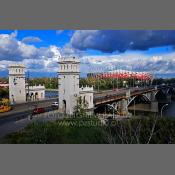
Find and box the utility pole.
[134,99,136,117]
[117,70,118,90]
[161,104,168,118]
[112,67,114,90]
[27,71,30,102]
[98,75,100,92]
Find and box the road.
[0,98,58,126]
[0,98,61,138]
[0,110,63,139]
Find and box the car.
[51,102,59,107]
[32,107,45,115]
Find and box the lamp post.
[161,104,168,118]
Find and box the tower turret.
[8,64,26,104]
[58,56,80,114]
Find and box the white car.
[51,102,59,107]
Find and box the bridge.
[93,85,175,116]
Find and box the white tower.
[58,57,80,114]
[8,64,26,104]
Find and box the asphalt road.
[0,98,58,126]
[0,109,61,139]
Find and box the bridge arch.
[155,89,167,101]
[167,87,175,95]
[167,87,175,100]
[127,94,151,107]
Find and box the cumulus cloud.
[22,36,42,43]
[70,30,175,53]
[0,32,61,62]
[61,43,85,57]
[1,30,175,77]
[80,52,175,75]
[0,31,62,73]
[56,30,64,35]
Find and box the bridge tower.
[8,64,26,104]
[58,57,80,114]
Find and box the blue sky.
[0,30,175,78]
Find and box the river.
[45,91,58,98]
[164,101,175,118]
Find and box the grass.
[1,116,175,144]
[0,117,108,144]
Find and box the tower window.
[64,65,66,69]
[67,65,68,69]
[19,69,20,73]
[16,69,17,73]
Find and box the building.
[87,70,153,81]
[8,64,45,104]
[26,85,45,101]
[58,57,80,114]
[58,56,94,114]
[9,64,26,104]
[79,86,94,109]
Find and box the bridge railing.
[94,87,156,105]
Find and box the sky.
[0,30,175,78]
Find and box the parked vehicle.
[32,107,45,115]
[51,102,59,107]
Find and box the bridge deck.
[94,87,156,105]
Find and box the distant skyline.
[0,30,175,78]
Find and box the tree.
[73,96,88,118]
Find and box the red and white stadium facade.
[90,70,153,81]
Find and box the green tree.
[73,96,88,117]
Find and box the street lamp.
[161,104,168,118]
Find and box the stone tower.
[8,64,26,104]
[58,57,80,114]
